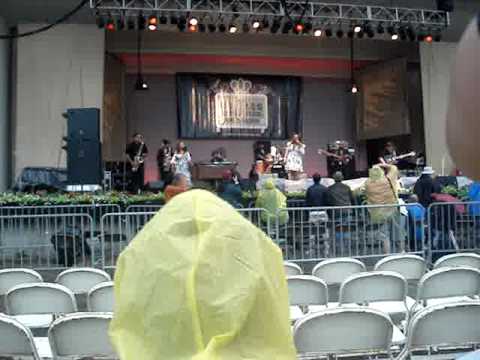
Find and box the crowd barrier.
[0,201,478,270]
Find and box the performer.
[254,142,268,175]
[171,141,193,185]
[156,139,173,186]
[379,141,398,165]
[284,133,306,180]
[126,133,148,194]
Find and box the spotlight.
[243,23,250,32]
[148,15,158,31]
[351,83,358,94]
[96,15,105,29]
[388,25,399,40]
[219,24,227,32]
[135,76,149,91]
[425,34,433,43]
[377,23,385,34]
[325,28,333,37]
[391,33,399,40]
[199,23,206,32]
[188,24,197,32]
[189,17,198,26]
[106,19,116,31]
[354,25,362,33]
[282,21,293,34]
[313,29,322,37]
[138,14,146,30]
[229,24,238,33]
[294,22,304,34]
[252,20,261,29]
[208,24,217,32]
[336,28,344,38]
[160,16,168,25]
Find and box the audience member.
[217,170,243,208]
[164,173,189,203]
[414,166,441,208]
[468,181,480,216]
[110,190,296,359]
[306,173,328,207]
[255,179,289,226]
[406,194,426,252]
[326,172,355,206]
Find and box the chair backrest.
[0,314,40,359]
[0,268,43,295]
[88,282,114,312]
[374,254,426,281]
[339,271,407,305]
[56,268,111,294]
[405,302,480,353]
[312,258,366,284]
[434,253,480,270]
[417,267,480,301]
[294,307,393,356]
[284,262,303,276]
[287,276,328,306]
[49,313,116,359]
[6,283,77,315]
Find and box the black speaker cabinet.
[64,108,102,185]
[436,0,454,12]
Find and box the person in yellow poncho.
[109,189,297,360]
[255,179,289,226]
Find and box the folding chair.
[398,301,480,360]
[284,261,303,276]
[312,258,366,302]
[0,268,43,295]
[294,307,393,359]
[287,275,328,322]
[0,313,41,359]
[5,283,77,328]
[49,312,117,359]
[88,281,114,312]
[339,271,408,344]
[56,268,111,294]
[434,252,480,270]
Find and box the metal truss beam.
[90,0,450,27]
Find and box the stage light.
[351,83,358,94]
[189,17,198,26]
[243,23,250,32]
[138,14,146,30]
[188,24,197,32]
[388,25,399,40]
[252,20,261,29]
[425,34,433,43]
[313,29,322,37]
[148,16,157,31]
[336,28,344,38]
[219,24,227,32]
[208,24,217,32]
[294,23,304,34]
[391,33,399,40]
[229,24,238,33]
[282,21,293,34]
[325,28,333,37]
[354,25,362,33]
[377,23,385,34]
[106,19,116,31]
[135,76,149,91]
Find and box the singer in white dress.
[284,134,306,180]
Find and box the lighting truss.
[90,0,450,27]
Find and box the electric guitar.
[131,143,145,172]
[318,149,352,164]
[382,151,416,164]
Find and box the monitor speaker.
[63,108,102,185]
[436,0,454,12]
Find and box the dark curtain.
[177,74,301,139]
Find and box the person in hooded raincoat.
[255,179,289,226]
[110,189,297,360]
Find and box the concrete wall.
[420,42,457,175]
[0,17,9,190]
[14,24,105,178]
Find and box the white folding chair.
[339,271,408,345]
[413,267,480,313]
[0,268,43,295]
[434,253,480,270]
[294,307,393,358]
[88,281,114,312]
[0,313,41,360]
[284,262,303,276]
[5,283,77,328]
[312,258,366,302]
[374,254,426,303]
[56,268,111,294]
[287,276,328,322]
[398,302,480,360]
[49,312,117,359]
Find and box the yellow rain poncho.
[255,179,289,226]
[365,165,399,223]
[110,189,296,360]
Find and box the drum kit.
[255,144,287,177]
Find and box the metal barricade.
[237,208,271,235]
[275,203,426,263]
[125,204,163,213]
[427,201,480,263]
[0,214,94,270]
[100,212,157,269]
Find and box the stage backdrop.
[177,74,301,139]
[356,58,410,140]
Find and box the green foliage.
[441,185,469,199]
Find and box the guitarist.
[379,141,398,165]
[126,133,149,194]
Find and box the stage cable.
[0,0,89,40]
